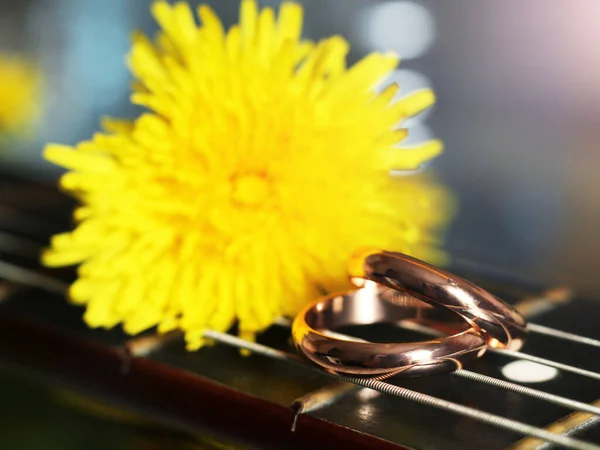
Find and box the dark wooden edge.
[0,310,410,450]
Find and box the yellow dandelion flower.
[0,53,41,136]
[42,0,454,350]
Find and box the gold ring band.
[348,249,528,351]
[292,282,488,378]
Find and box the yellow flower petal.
[41,0,453,349]
[45,145,116,174]
[0,54,41,136]
[275,1,303,50]
[392,139,444,171]
[392,88,436,118]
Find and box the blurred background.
[1,1,600,448]
[2,0,600,295]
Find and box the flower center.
[231,173,270,206]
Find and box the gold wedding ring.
[348,249,527,351]
[292,249,528,378]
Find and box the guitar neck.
[1,174,599,450]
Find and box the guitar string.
[510,401,600,450]
[271,318,600,416]
[2,256,600,385]
[0,199,577,297]
[2,258,600,406]
[535,415,600,450]
[527,324,600,349]
[1,229,600,447]
[201,329,600,450]
[1,246,598,376]
[304,322,600,417]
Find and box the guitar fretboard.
[1,173,600,450]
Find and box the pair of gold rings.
[291,249,528,378]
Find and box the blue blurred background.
[1,0,599,293]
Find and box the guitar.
[1,170,599,450]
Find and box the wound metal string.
[202,329,600,450]
[2,246,600,447]
[275,318,600,417]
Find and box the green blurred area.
[0,365,239,450]
[0,366,131,450]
